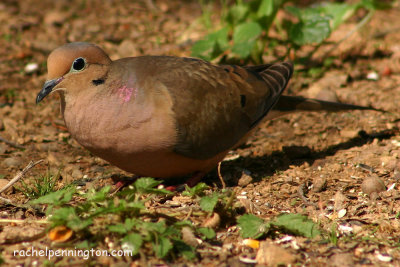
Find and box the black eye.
[72,57,86,71]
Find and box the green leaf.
[140,221,170,238]
[272,213,321,238]
[257,0,287,19]
[191,38,215,60]
[173,220,193,228]
[50,207,93,231]
[49,207,74,223]
[122,233,143,256]
[154,236,173,258]
[257,0,274,18]
[173,239,196,260]
[134,177,161,191]
[226,4,249,26]
[289,14,331,45]
[133,177,171,195]
[237,214,270,239]
[329,223,338,245]
[285,5,302,18]
[85,186,111,202]
[108,218,137,234]
[30,187,75,206]
[76,240,97,249]
[308,66,324,78]
[197,227,216,240]
[256,0,286,33]
[199,193,219,212]
[315,3,357,30]
[182,182,208,197]
[232,22,262,58]
[360,0,394,10]
[191,27,229,61]
[108,224,127,234]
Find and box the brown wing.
[133,56,293,159]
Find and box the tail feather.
[267,95,384,120]
[246,61,294,128]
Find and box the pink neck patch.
[118,85,135,102]
[117,76,138,103]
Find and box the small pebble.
[375,251,392,262]
[44,11,67,26]
[334,191,347,211]
[181,227,199,247]
[118,40,138,58]
[361,176,386,195]
[24,62,39,74]
[312,176,327,192]
[71,168,83,179]
[366,71,379,81]
[337,209,347,218]
[256,241,296,266]
[381,66,392,77]
[329,253,354,267]
[238,170,253,187]
[340,129,359,139]
[0,144,7,154]
[3,157,22,168]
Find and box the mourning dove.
[36,42,378,179]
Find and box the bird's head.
[36,42,112,104]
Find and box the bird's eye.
[71,57,86,72]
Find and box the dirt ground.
[1,0,400,266]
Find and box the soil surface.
[1,0,400,266]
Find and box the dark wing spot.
[92,79,105,86]
[240,94,246,107]
[232,66,242,77]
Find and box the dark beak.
[36,77,63,104]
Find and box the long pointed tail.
[266,95,384,120]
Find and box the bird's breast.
[61,88,177,156]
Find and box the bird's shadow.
[90,128,397,189]
[211,128,398,186]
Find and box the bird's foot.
[110,174,141,194]
[165,172,205,192]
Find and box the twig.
[0,195,27,208]
[0,200,44,214]
[0,160,46,214]
[0,159,44,195]
[217,162,226,189]
[0,218,49,224]
[183,207,193,221]
[1,229,47,245]
[0,196,12,204]
[0,135,24,149]
[298,182,318,208]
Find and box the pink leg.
[111,175,141,193]
[111,172,206,193]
